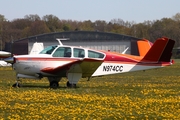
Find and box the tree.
[24,14,41,21]
[130,21,152,40]
[0,14,7,50]
[110,18,125,26]
[94,20,107,32]
[28,20,50,36]
[1,12,180,50]
[63,24,70,31]
[80,20,93,31]
[172,13,180,21]
[42,14,60,32]
[0,14,6,22]
[11,19,31,30]
[108,19,133,35]
[148,18,178,43]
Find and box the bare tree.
[24,14,41,21]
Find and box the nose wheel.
[12,79,22,88]
[12,83,21,88]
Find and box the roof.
[14,31,141,43]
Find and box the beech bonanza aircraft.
[3,37,175,88]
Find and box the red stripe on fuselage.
[15,57,79,62]
[15,57,103,63]
[101,51,171,66]
[103,61,171,67]
[103,51,142,62]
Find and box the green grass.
[0,60,180,119]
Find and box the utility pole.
[0,36,2,51]
[0,28,1,51]
[0,23,2,51]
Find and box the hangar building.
[5,31,142,55]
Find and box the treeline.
[0,13,180,50]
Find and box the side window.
[52,47,71,57]
[39,46,57,54]
[64,47,71,57]
[73,48,85,58]
[88,50,104,59]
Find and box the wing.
[41,58,103,77]
[41,59,82,74]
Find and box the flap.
[80,58,103,77]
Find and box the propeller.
[4,37,15,65]
[4,57,14,64]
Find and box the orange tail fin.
[142,37,175,62]
[137,39,152,56]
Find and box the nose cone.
[0,51,11,58]
[4,57,14,64]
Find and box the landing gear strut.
[12,79,21,88]
[12,82,21,88]
[66,81,76,88]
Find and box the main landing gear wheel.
[48,77,61,89]
[50,81,59,89]
[66,81,76,88]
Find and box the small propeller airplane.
[2,37,175,89]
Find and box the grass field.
[0,60,180,119]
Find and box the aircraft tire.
[66,81,76,88]
[12,83,21,88]
[50,81,59,89]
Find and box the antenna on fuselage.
[122,47,129,54]
[56,38,69,46]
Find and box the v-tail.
[92,37,175,76]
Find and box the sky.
[1,0,180,23]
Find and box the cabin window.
[73,48,85,58]
[39,46,57,54]
[88,50,104,58]
[52,47,71,57]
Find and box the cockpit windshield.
[39,45,57,55]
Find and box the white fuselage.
[92,62,163,76]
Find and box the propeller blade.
[4,57,14,64]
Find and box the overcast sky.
[1,0,180,23]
